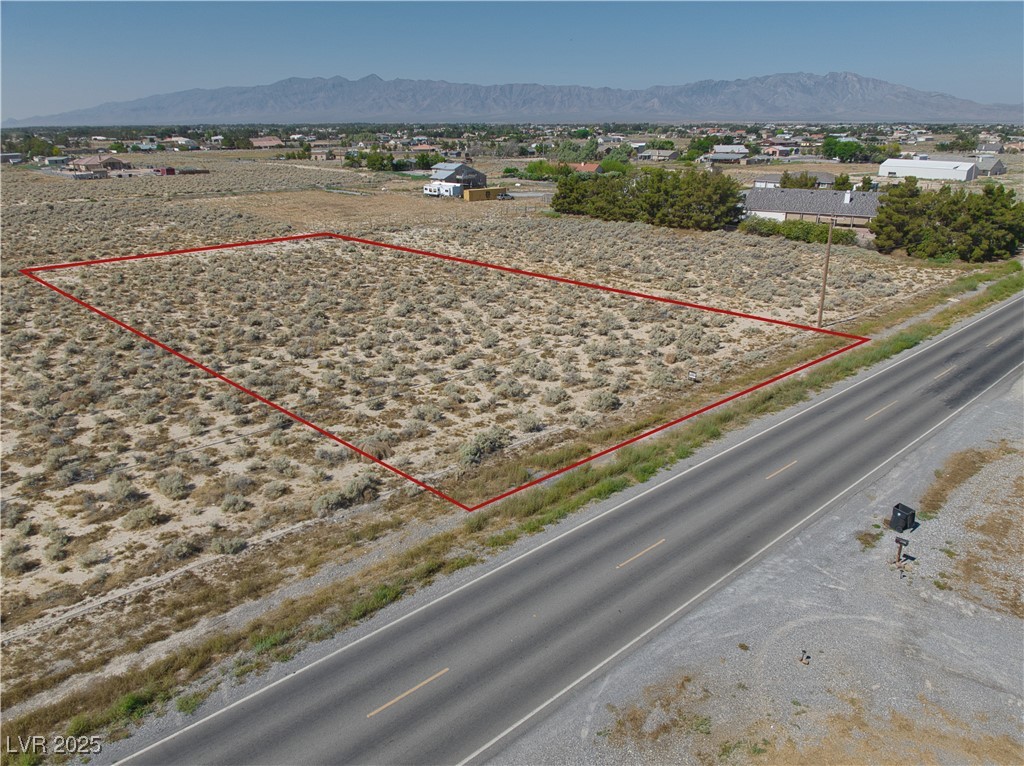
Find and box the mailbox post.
[894,536,910,564]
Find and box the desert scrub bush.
[210,537,247,555]
[77,546,107,568]
[587,391,621,412]
[108,473,144,505]
[156,470,191,500]
[460,427,513,465]
[312,473,381,515]
[315,445,350,466]
[220,494,251,514]
[263,481,291,500]
[516,412,545,433]
[2,553,37,576]
[121,506,168,530]
[540,386,570,406]
[1,534,27,558]
[162,538,201,561]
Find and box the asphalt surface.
[114,294,1023,766]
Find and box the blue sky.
[2,1,1022,120]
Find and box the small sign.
[688,370,699,382]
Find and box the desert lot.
[0,154,1005,746]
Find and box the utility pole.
[816,217,835,328]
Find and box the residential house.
[429,162,487,189]
[637,149,678,162]
[251,136,285,149]
[310,148,335,161]
[974,156,1006,176]
[976,142,1003,154]
[744,188,881,229]
[44,156,71,167]
[701,152,745,165]
[566,162,602,173]
[69,155,129,172]
[0,152,23,164]
[713,145,749,155]
[878,158,976,182]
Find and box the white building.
[423,182,463,197]
[878,158,976,182]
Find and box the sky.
[2,1,1022,121]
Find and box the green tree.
[646,139,675,151]
[683,136,716,161]
[779,171,817,189]
[869,178,1024,262]
[858,176,874,191]
[415,152,444,170]
[833,173,853,191]
[365,151,394,171]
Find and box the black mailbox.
[890,503,916,532]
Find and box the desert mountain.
[5,72,1022,126]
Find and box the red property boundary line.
[21,232,870,512]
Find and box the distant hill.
[5,72,1022,126]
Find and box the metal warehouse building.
[878,158,977,182]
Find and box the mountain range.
[5,72,1022,126]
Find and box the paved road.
[117,295,1023,766]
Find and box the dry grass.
[918,442,1017,519]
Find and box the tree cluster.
[2,133,62,157]
[821,137,900,163]
[551,167,742,231]
[869,178,1024,262]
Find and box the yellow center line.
[986,335,1004,348]
[864,400,899,421]
[616,538,666,569]
[367,667,449,718]
[933,366,956,380]
[764,460,798,481]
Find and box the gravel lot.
[492,373,1023,764]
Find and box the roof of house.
[568,162,601,172]
[754,172,836,185]
[713,144,748,153]
[706,152,745,161]
[640,149,677,157]
[745,188,881,218]
[432,162,468,171]
[878,158,976,171]
[72,155,121,167]
[975,156,1005,171]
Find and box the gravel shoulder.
[491,367,1023,764]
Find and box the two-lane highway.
[115,294,1023,766]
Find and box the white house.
[878,158,976,182]
[713,144,748,155]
